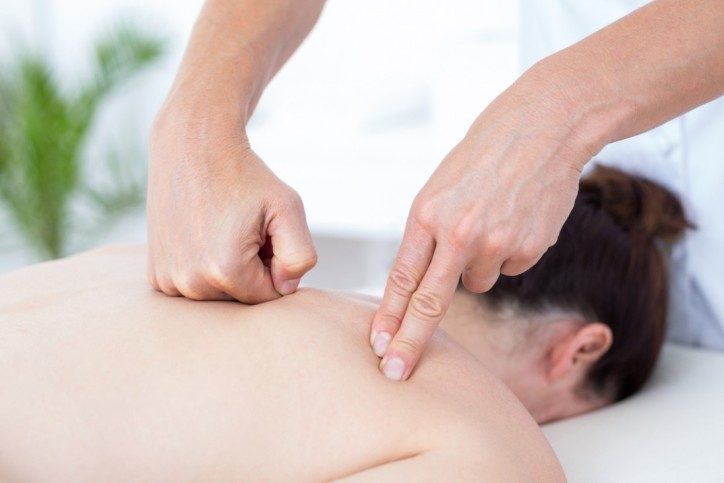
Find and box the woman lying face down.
[441,165,691,423]
[0,167,685,481]
[1,252,564,482]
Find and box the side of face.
[440,290,614,424]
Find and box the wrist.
[163,6,269,130]
[157,77,250,129]
[520,53,637,165]
[165,57,259,131]
[150,91,251,167]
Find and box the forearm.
[162,0,325,127]
[523,0,724,161]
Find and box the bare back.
[0,246,564,482]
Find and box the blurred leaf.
[79,21,166,111]
[0,20,165,260]
[0,55,76,258]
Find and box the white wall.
[0,0,520,272]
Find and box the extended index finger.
[379,247,464,381]
[370,224,435,356]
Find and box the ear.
[548,322,613,383]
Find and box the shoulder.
[275,288,564,480]
[260,288,564,480]
[399,332,566,481]
[0,244,146,294]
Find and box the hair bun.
[580,165,693,242]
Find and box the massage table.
[543,344,724,482]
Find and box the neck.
[440,289,600,424]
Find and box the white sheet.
[543,344,724,482]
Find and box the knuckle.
[500,262,526,277]
[449,219,474,252]
[277,187,305,214]
[481,229,508,259]
[462,270,493,293]
[289,249,319,273]
[388,267,420,296]
[307,249,319,269]
[481,275,499,292]
[375,310,403,331]
[156,277,180,297]
[392,336,421,357]
[408,290,446,322]
[519,239,547,263]
[411,196,438,233]
[287,188,304,208]
[203,259,237,291]
[173,271,205,300]
[548,232,560,248]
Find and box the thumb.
[267,202,318,296]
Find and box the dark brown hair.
[481,165,692,401]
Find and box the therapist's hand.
[368,0,724,380]
[370,68,592,381]
[146,107,317,303]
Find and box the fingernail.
[372,332,391,358]
[278,278,301,296]
[382,357,405,381]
